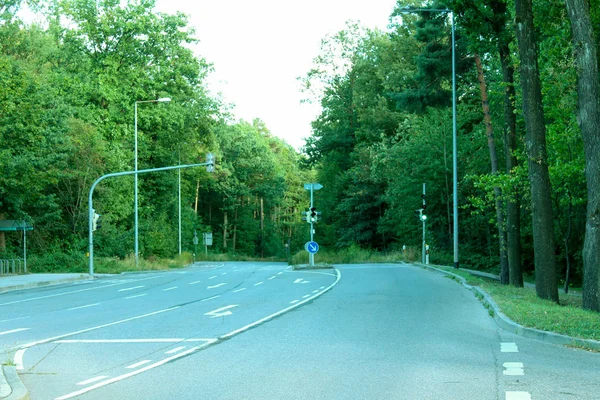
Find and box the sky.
[154,0,399,150]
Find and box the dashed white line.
[290,300,300,304]
[277,272,283,275]
[319,286,325,289]
[189,280,202,285]
[77,376,108,386]
[233,288,247,293]
[162,286,178,292]
[302,294,310,299]
[501,342,519,352]
[207,283,227,289]
[254,281,264,286]
[126,360,152,369]
[221,273,227,276]
[0,328,29,336]
[125,294,147,299]
[208,276,217,280]
[506,392,531,400]
[0,316,30,323]
[118,286,144,292]
[165,346,186,354]
[201,295,220,302]
[312,290,319,293]
[268,276,276,280]
[68,303,100,311]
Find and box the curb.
[419,264,600,352]
[0,366,29,400]
[0,275,94,294]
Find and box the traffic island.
[292,263,334,270]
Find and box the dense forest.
[1,0,599,310]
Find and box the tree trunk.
[565,0,600,311]
[475,54,509,284]
[564,194,572,294]
[194,179,200,215]
[233,206,238,252]
[498,41,524,288]
[515,0,559,302]
[223,211,228,250]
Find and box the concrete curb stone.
[0,275,93,294]
[420,263,600,351]
[0,366,29,400]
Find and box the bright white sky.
[154,0,398,150]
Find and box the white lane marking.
[68,303,100,311]
[221,273,227,276]
[254,281,264,286]
[55,339,214,343]
[118,285,144,292]
[0,275,165,307]
[207,283,227,289]
[55,340,217,400]
[162,286,178,292]
[200,295,220,302]
[126,360,152,369]
[205,305,238,318]
[302,294,310,299]
[0,316,30,323]
[165,346,185,354]
[268,276,276,280]
[189,280,202,285]
[320,286,325,289]
[294,278,310,284]
[233,288,246,293]
[77,376,109,386]
[290,300,300,304]
[506,392,531,400]
[501,342,519,352]
[277,272,283,275]
[0,328,29,336]
[220,268,341,340]
[312,290,319,293]
[208,276,217,280]
[125,294,147,299]
[503,362,524,376]
[15,307,179,350]
[14,349,26,370]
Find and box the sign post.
[303,183,323,266]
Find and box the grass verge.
[435,266,600,343]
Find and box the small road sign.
[305,241,319,254]
[304,183,323,191]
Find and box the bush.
[28,251,87,273]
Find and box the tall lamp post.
[399,7,458,269]
[134,97,171,269]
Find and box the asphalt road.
[1,262,598,399]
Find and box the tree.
[514,0,559,302]
[564,0,600,311]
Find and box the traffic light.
[421,194,427,219]
[310,207,317,223]
[315,211,322,221]
[92,212,101,231]
[414,209,422,220]
[206,153,215,172]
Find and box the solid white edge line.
[0,328,29,336]
[14,349,25,370]
[55,340,217,400]
[126,360,152,369]
[54,339,214,343]
[200,295,220,302]
[77,376,108,386]
[0,316,31,323]
[220,268,341,340]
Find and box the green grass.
[435,265,600,342]
[94,252,194,274]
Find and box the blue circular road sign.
[306,241,319,254]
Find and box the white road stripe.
[14,349,25,370]
[162,286,178,291]
[302,294,310,299]
[503,362,524,376]
[312,290,319,293]
[501,342,519,352]
[290,300,300,304]
[268,276,276,280]
[208,276,217,280]
[55,341,217,400]
[506,392,531,400]
[0,316,30,323]
[233,288,246,293]
[277,272,283,275]
[207,283,227,289]
[254,282,264,286]
[221,273,227,276]
[320,286,325,289]
[125,294,146,299]
[55,339,214,343]
[118,285,144,292]
[77,376,108,386]
[188,280,202,285]
[126,360,152,369]
[0,328,29,336]
[165,346,186,354]
[200,295,220,302]
[68,303,100,311]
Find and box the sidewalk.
[0,273,93,294]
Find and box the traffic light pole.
[422,183,426,264]
[309,185,315,267]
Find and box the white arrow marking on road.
[207,283,227,289]
[204,305,238,318]
[294,278,310,284]
[0,328,29,336]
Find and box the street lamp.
[134,97,171,269]
[399,7,458,268]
